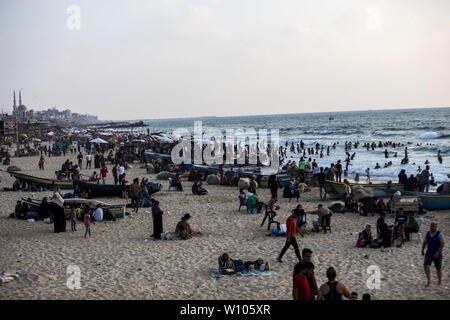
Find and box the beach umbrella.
[90,138,108,144]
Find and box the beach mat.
[210,268,276,278]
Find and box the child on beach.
[84,209,92,238]
[76,205,82,220]
[69,205,77,231]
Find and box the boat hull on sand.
[375,189,450,210]
[325,180,404,200]
[73,180,162,198]
[9,172,96,190]
[21,197,127,218]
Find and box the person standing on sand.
[100,165,108,184]
[317,267,352,300]
[118,163,125,183]
[292,262,314,300]
[39,155,45,170]
[301,248,319,300]
[112,164,118,185]
[130,178,141,213]
[86,153,92,169]
[84,209,92,238]
[268,175,281,199]
[77,152,83,169]
[152,200,164,240]
[277,210,302,263]
[69,205,77,232]
[420,165,431,192]
[51,194,66,233]
[335,160,342,183]
[318,167,327,201]
[422,222,445,286]
[121,173,128,199]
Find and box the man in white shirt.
[86,153,92,169]
[92,205,103,221]
[118,165,125,183]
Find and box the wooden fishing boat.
[22,197,127,218]
[419,193,450,210]
[325,180,404,200]
[145,152,171,160]
[374,190,450,210]
[8,172,96,190]
[73,180,161,198]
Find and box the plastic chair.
[321,215,331,234]
[410,217,424,241]
[238,196,247,212]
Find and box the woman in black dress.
[51,195,66,233]
[268,175,282,199]
[152,200,163,240]
[39,197,51,219]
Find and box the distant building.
[12,90,28,119]
[5,90,99,126]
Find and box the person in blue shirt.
[422,222,445,286]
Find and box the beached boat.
[145,152,172,160]
[374,189,450,210]
[73,180,162,198]
[22,197,127,218]
[325,180,404,200]
[417,193,450,210]
[8,172,96,190]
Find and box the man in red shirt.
[277,210,302,262]
[100,165,108,184]
[293,261,314,300]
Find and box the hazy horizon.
[125,106,450,122]
[1,0,449,121]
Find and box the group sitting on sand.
[356,208,422,249]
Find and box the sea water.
[129,107,449,183]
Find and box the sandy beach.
[0,151,449,300]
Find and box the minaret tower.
[13,90,17,112]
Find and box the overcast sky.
[0,0,449,120]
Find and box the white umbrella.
[47,132,55,136]
[90,138,108,144]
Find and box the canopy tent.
[90,138,108,144]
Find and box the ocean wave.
[373,131,398,137]
[418,132,446,139]
[415,145,450,154]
